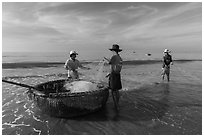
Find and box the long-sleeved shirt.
[64,58,82,78]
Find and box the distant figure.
[64,50,90,79]
[162,49,173,82]
[104,44,123,111]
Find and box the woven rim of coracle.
[31,79,109,98]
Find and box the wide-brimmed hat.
[109,44,122,52]
[70,50,78,56]
[163,49,169,53]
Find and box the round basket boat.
[27,79,109,118]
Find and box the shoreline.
[2,59,202,69]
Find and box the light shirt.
[64,58,82,78]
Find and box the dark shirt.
[109,54,123,73]
[163,54,172,67]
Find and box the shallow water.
[2,60,202,135]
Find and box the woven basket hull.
[28,79,109,118]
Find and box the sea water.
[2,52,202,135]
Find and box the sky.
[2,2,202,56]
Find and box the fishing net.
[63,60,106,93]
[63,81,98,93]
[27,60,109,117]
[28,79,109,118]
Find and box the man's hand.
[64,65,68,70]
[106,73,110,78]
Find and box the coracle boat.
[27,79,109,118]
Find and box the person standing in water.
[64,50,90,79]
[162,49,173,82]
[104,44,123,111]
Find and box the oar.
[2,79,44,92]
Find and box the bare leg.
[167,73,170,82]
[115,90,120,104]
[162,68,165,81]
[162,74,165,80]
[112,90,119,111]
[167,68,170,82]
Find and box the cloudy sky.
[2,2,202,55]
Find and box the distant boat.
[133,51,136,53]
[146,53,152,56]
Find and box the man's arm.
[162,56,165,68]
[64,60,75,71]
[104,57,110,63]
[170,55,173,65]
[64,60,69,70]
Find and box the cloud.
[3,21,64,39]
[121,3,201,41]
[3,3,41,22]
[2,2,202,53]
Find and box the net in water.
[64,81,98,93]
[63,60,106,93]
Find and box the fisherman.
[64,50,90,79]
[162,49,173,82]
[104,44,123,111]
